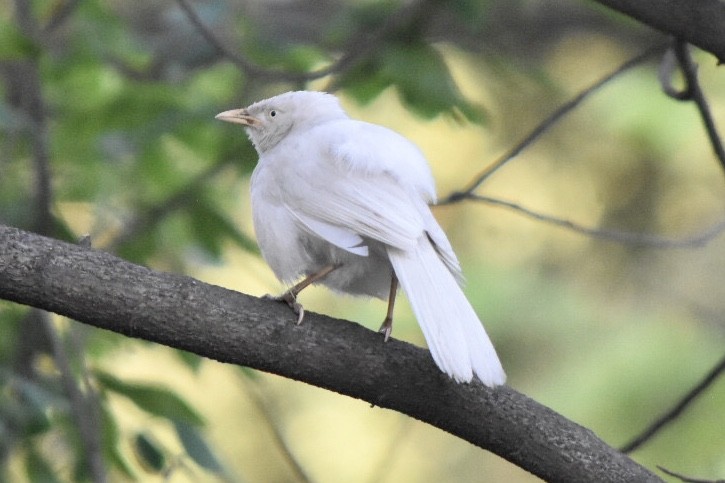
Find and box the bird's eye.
[269,110,277,117]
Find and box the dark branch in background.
[13,0,53,236]
[42,0,82,33]
[237,375,312,483]
[620,352,725,454]
[366,418,413,483]
[173,0,276,80]
[589,0,725,64]
[667,40,725,173]
[42,311,108,483]
[440,44,666,203]
[461,195,725,249]
[105,158,234,252]
[174,0,435,83]
[439,41,725,250]
[12,0,107,480]
[657,466,725,483]
[0,225,663,483]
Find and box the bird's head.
[215,91,347,154]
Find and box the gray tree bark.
[0,224,662,483]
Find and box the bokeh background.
[1,0,724,481]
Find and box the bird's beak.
[215,108,260,127]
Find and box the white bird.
[216,91,505,386]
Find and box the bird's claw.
[378,318,393,342]
[292,303,304,325]
[263,291,305,325]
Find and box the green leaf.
[279,45,331,73]
[25,448,60,483]
[175,350,204,373]
[174,350,204,373]
[338,42,486,123]
[238,366,260,381]
[133,432,166,473]
[173,420,224,473]
[189,196,259,257]
[13,378,58,436]
[381,43,485,123]
[449,0,491,32]
[116,228,160,264]
[0,22,40,60]
[337,59,393,105]
[100,401,135,478]
[95,371,204,426]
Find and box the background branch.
[41,312,107,483]
[461,195,725,249]
[105,158,235,252]
[670,40,725,172]
[440,44,665,202]
[12,0,53,236]
[589,0,725,63]
[657,466,725,483]
[237,375,312,483]
[620,353,725,454]
[0,224,662,483]
[11,0,107,479]
[175,0,435,83]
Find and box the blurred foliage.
[1,0,724,481]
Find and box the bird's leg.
[264,264,339,325]
[378,273,398,342]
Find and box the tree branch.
[105,158,234,252]
[175,0,436,83]
[12,0,107,479]
[658,466,725,483]
[457,195,725,249]
[590,0,725,63]
[41,312,107,483]
[12,0,53,236]
[237,374,312,483]
[620,352,725,454]
[440,44,665,202]
[0,224,662,483]
[670,40,725,173]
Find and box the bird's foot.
[378,317,393,342]
[263,291,305,325]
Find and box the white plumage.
[216,91,505,386]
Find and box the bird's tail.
[388,238,505,386]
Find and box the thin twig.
[657,48,688,100]
[366,417,413,483]
[440,44,667,204]
[237,373,312,483]
[43,0,82,33]
[105,158,233,251]
[658,466,725,483]
[174,0,434,83]
[174,0,271,80]
[460,194,725,249]
[669,40,725,174]
[42,313,108,483]
[621,352,725,453]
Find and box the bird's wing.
[288,171,425,252]
[285,207,370,256]
[280,120,435,252]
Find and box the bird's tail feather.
[388,238,506,386]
